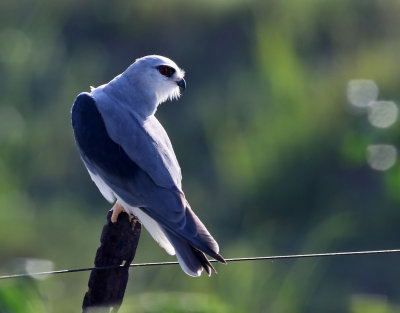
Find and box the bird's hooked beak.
[176,78,186,91]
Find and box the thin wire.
[1,248,400,280]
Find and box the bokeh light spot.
[366,144,397,171]
[367,101,398,128]
[347,80,378,108]
[25,258,54,280]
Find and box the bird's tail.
[164,230,225,277]
[133,195,226,276]
[127,203,226,276]
[163,202,226,277]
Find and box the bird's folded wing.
[71,93,220,256]
[89,89,182,190]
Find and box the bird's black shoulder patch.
[71,92,141,179]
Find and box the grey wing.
[94,92,182,190]
[71,93,223,265]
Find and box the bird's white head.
[125,55,186,105]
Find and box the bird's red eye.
[157,65,175,77]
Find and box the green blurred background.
[1,0,400,312]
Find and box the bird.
[71,55,226,277]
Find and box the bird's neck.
[102,74,158,119]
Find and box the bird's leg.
[110,202,126,223]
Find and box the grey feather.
[72,55,225,276]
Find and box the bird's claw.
[111,203,125,223]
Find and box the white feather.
[86,170,175,255]
[116,197,176,256]
[87,169,116,203]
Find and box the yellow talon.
[111,203,125,223]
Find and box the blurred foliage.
[1,0,400,312]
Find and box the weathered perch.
[82,211,141,313]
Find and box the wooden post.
[82,211,141,313]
